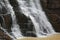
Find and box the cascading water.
[17,0,55,37]
[0,0,56,40]
[4,0,23,38]
[0,0,23,40]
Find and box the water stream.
[0,0,56,40]
[17,0,55,37]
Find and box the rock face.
[0,29,12,40]
[40,0,60,32]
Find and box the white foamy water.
[0,0,56,40]
[0,0,23,39]
[4,0,23,38]
[17,0,55,37]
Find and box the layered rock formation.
[40,0,60,32]
[0,29,12,40]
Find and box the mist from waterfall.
[17,0,55,37]
[0,0,56,40]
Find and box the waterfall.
[4,0,23,38]
[0,0,23,39]
[17,0,55,37]
[0,0,56,40]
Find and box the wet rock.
[9,0,35,37]
[41,0,60,32]
[0,29,12,40]
[0,0,7,14]
[3,14,12,32]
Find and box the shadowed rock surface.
[40,0,60,32]
[0,29,12,40]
